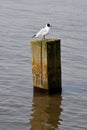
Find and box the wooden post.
[30,39,62,94]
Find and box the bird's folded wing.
[36,28,46,37]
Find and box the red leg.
[43,35,45,40]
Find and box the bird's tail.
[32,34,36,38]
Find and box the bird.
[32,23,52,40]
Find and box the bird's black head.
[47,23,51,27]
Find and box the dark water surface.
[0,0,87,130]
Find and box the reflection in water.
[29,93,63,130]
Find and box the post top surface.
[31,39,60,43]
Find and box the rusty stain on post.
[30,39,62,94]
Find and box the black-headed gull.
[32,23,52,40]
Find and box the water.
[0,0,87,129]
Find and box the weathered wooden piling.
[30,39,62,94]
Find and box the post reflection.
[29,93,63,130]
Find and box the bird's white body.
[36,25,50,37]
[33,24,51,39]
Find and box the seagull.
[32,23,52,40]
